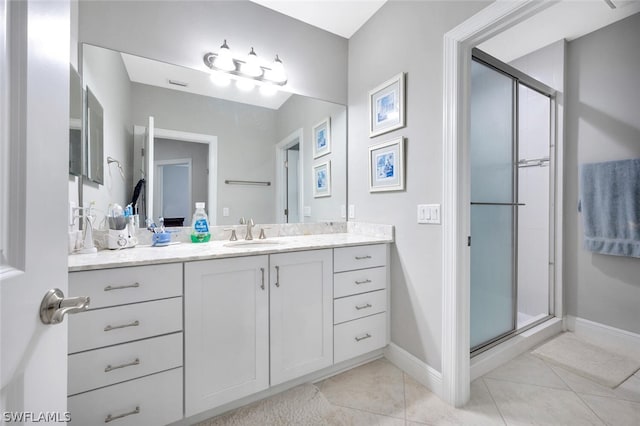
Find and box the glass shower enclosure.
[470,49,555,353]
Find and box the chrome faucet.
[244,218,255,240]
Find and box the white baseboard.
[384,343,443,398]
[470,317,563,380]
[564,315,640,358]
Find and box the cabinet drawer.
[69,264,182,309]
[334,290,386,324]
[334,313,387,364]
[68,333,182,396]
[334,266,387,298]
[68,368,182,426]
[69,297,182,353]
[334,244,387,272]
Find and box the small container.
[191,202,211,243]
[152,232,172,247]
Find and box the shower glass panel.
[517,84,551,328]
[470,60,516,350]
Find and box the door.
[184,256,269,416]
[155,159,192,225]
[270,249,333,385]
[469,58,517,350]
[1,0,71,419]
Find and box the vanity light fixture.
[203,39,288,91]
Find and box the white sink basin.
[223,239,284,248]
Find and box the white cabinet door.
[270,249,333,385]
[184,256,269,416]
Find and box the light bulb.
[209,71,230,87]
[241,47,262,77]
[214,39,235,72]
[236,78,255,91]
[268,54,287,84]
[259,83,278,96]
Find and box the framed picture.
[369,72,405,138]
[313,161,331,198]
[369,137,405,192]
[312,117,331,158]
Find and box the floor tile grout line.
[572,390,610,425]
[328,401,406,421]
[482,375,573,392]
[480,377,508,426]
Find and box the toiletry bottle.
[191,202,211,243]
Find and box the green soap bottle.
[191,202,211,243]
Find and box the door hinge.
[284,209,288,216]
[284,160,288,168]
[467,236,471,247]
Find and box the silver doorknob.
[40,288,90,325]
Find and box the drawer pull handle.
[260,268,265,290]
[355,333,372,342]
[104,320,139,332]
[275,265,280,288]
[105,406,140,423]
[355,279,372,285]
[104,282,140,292]
[355,255,372,260]
[355,303,372,311]
[104,358,140,373]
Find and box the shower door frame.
[469,48,557,356]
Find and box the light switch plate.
[222,207,229,217]
[304,206,311,217]
[340,205,346,218]
[418,204,441,224]
[348,204,355,219]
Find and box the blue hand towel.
[579,159,640,257]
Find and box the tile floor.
[205,345,640,425]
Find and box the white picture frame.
[312,117,331,158]
[369,72,405,138]
[368,137,405,192]
[313,161,331,198]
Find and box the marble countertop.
[68,232,393,272]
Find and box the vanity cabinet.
[333,244,388,363]
[269,249,333,385]
[184,256,269,417]
[67,264,183,426]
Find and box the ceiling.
[249,0,387,39]
[479,0,640,62]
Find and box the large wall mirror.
[81,43,346,227]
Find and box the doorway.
[469,49,556,354]
[276,129,304,224]
[155,158,192,226]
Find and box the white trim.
[384,343,443,398]
[275,128,304,223]
[470,317,562,380]
[565,316,640,358]
[442,0,558,407]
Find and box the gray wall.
[82,45,133,213]
[348,1,490,371]
[78,0,348,104]
[276,96,347,223]
[131,83,278,225]
[564,13,640,334]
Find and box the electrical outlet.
[304,206,311,217]
[348,204,355,219]
[340,205,346,218]
[223,207,229,217]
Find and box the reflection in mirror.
[81,43,346,226]
[69,65,83,176]
[85,87,104,184]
